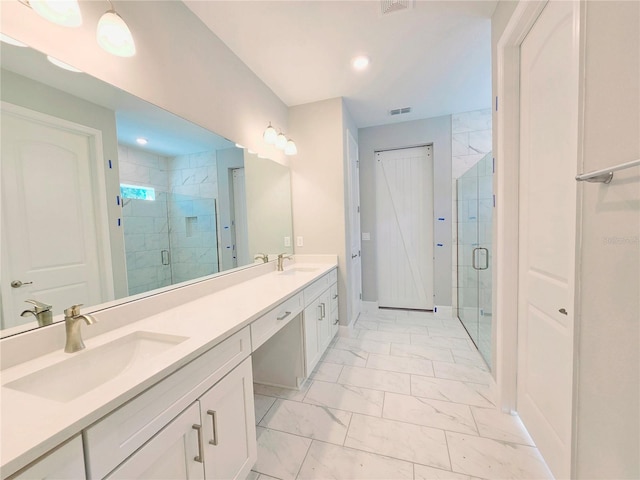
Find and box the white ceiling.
[184,0,496,128]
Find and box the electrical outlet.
[284,236,291,247]
[296,236,304,247]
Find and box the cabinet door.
[303,296,322,373]
[105,403,204,480]
[316,289,332,353]
[10,436,85,480]
[199,357,257,480]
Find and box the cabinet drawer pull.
[317,304,323,320]
[334,318,339,325]
[320,303,326,319]
[277,311,292,321]
[207,410,218,446]
[192,424,204,463]
[332,294,338,300]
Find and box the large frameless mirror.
[0,40,293,337]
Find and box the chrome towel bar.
[576,158,640,184]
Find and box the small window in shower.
[120,184,156,201]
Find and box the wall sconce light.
[263,122,277,145]
[28,0,83,27]
[284,139,298,156]
[97,2,136,57]
[19,0,135,57]
[262,122,297,155]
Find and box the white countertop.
[0,259,337,477]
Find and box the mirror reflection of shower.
[119,145,226,296]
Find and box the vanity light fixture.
[46,55,82,72]
[235,143,245,149]
[248,149,256,155]
[351,55,370,71]
[284,139,298,156]
[0,34,28,47]
[263,122,277,145]
[258,154,268,159]
[275,132,288,150]
[97,2,136,57]
[28,0,83,27]
[136,137,148,146]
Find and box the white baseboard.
[434,305,454,317]
[361,301,379,313]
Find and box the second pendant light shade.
[30,0,83,27]
[97,9,136,57]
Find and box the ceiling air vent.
[390,107,412,116]
[380,0,413,15]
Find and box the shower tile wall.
[119,146,220,295]
[450,109,492,318]
[167,151,219,284]
[118,145,172,295]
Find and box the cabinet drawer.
[84,327,250,480]
[303,269,336,305]
[251,293,303,350]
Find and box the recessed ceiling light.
[351,55,370,71]
[0,34,28,47]
[46,55,82,72]
[136,137,148,145]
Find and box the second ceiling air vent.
[390,107,412,116]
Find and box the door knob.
[559,308,568,315]
[11,280,33,288]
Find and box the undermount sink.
[5,331,188,402]
[278,267,319,275]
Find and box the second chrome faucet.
[64,304,97,353]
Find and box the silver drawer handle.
[277,311,292,321]
[334,318,339,325]
[207,410,218,445]
[320,302,326,319]
[332,294,338,300]
[192,424,204,463]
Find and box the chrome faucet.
[64,304,97,353]
[277,253,292,271]
[21,299,53,327]
[254,253,269,263]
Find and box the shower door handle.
[472,248,489,271]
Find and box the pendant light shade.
[97,9,136,57]
[275,132,287,150]
[263,122,277,144]
[284,139,298,156]
[29,0,82,27]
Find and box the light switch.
[284,236,291,247]
[296,236,304,247]
[362,232,371,241]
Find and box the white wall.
[0,1,289,163]
[358,117,453,308]
[289,98,349,326]
[575,2,639,477]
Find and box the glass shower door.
[456,152,493,366]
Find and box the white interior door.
[518,2,579,478]
[1,104,111,329]
[347,131,362,324]
[376,146,434,310]
[232,168,249,266]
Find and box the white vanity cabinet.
[303,269,338,375]
[105,403,204,480]
[84,328,255,480]
[8,436,85,480]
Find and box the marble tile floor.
[248,310,553,480]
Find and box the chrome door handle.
[478,248,489,270]
[472,248,480,270]
[11,280,33,288]
[317,304,323,320]
[192,424,204,463]
[207,410,218,446]
[320,303,326,319]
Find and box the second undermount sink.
[5,331,188,402]
[278,267,320,275]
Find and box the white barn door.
[376,146,434,310]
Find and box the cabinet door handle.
[317,304,323,320]
[320,302,326,319]
[192,424,204,463]
[332,294,338,300]
[277,311,292,321]
[207,410,218,446]
[334,318,339,325]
